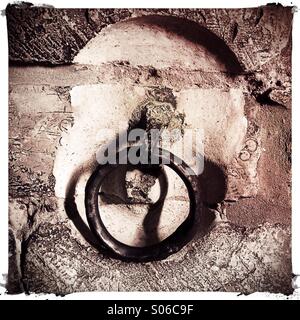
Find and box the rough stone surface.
[9,85,71,198]
[21,219,292,294]
[6,4,292,109]
[6,4,293,72]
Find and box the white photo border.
[0,0,299,300]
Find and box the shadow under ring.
[85,147,201,262]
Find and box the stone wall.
[7,3,293,294]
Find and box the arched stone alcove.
[53,16,250,248]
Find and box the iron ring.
[85,147,201,262]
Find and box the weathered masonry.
[7,4,292,294]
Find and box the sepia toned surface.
[7,4,292,294]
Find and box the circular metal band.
[85,147,200,262]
